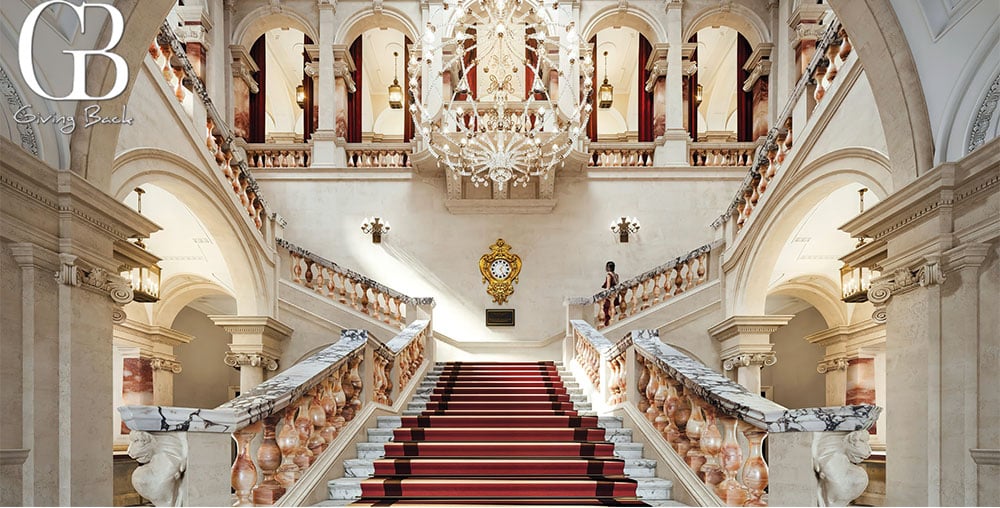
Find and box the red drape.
[348,37,362,143]
[302,34,315,141]
[460,29,476,100]
[638,34,653,142]
[587,36,597,142]
[249,36,266,143]
[687,34,698,140]
[404,36,413,142]
[737,34,752,142]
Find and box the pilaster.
[708,315,793,395]
[660,0,688,165]
[210,316,292,390]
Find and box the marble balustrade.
[712,19,850,235]
[246,143,312,168]
[588,143,656,168]
[150,24,270,233]
[346,143,413,168]
[689,142,760,167]
[567,324,880,507]
[278,238,434,331]
[371,321,430,406]
[572,244,713,330]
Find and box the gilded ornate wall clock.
[479,239,522,304]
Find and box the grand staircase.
[325,361,682,506]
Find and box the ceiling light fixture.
[598,50,613,109]
[388,51,404,109]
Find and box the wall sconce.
[598,51,614,109]
[695,83,704,106]
[610,216,640,243]
[295,84,306,109]
[116,188,161,302]
[388,51,404,109]
[361,216,391,243]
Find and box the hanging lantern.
[695,83,704,106]
[116,188,162,303]
[295,84,306,109]
[388,51,404,109]
[599,50,614,109]
[840,263,879,303]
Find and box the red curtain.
[587,36,597,142]
[638,34,653,142]
[404,36,413,142]
[687,34,698,140]
[302,34,315,141]
[348,37,362,143]
[459,28,476,100]
[737,34,753,142]
[249,36,266,143]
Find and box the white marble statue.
[128,430,188,506]
[812,429,873,507]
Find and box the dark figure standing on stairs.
[602,261,620,327]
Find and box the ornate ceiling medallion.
[410,0,594,189]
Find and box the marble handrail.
[151,23,272,233]
[712,15,847,232]
[118,331,368,433]
[278,238,434,330]
[571,321,630,409]
[371,320,430,406]
[569,243,714,330]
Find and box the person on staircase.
[602,260,620,327]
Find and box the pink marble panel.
[653,77,666,138]
[751,79,769,139]
[335,77,348,138]
[121,357,154,434]
[233,80,250,139]
[846,357,876,433]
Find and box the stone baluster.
[293,395,315,468]
[307,387,328,455]
[636,358,651,413]
[685,397,706,478]
[813,58,829,103]
[252,415,286,505]
[741,425,769,506]
[718,416,748,505]
[700,407,725,494]
[231,422,260,506]
[645,368,660,423]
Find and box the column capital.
[210,315,292,368]
[149,357,183,374]
[708,315,795,342]
[229,45,260,93]
[174,5,213,47]
[869,258,946,323]
[722,351,777,371]
[817,356,849,374]
[224,351,279,371]
[665,0,683,11]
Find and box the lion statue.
[812,430,873,507]
[128,430,188,506]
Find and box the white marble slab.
[632,329,881,433]
[380,320,430,353]
[119,330,368,433]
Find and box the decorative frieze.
[224,352,279,372]
[968,72,999,154]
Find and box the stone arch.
[730,148,892,317]
[232,7,319,51]
[68,0,177,191]
[768,277,848,329]
[581,5,666,45]
[110,148,271,315]
[336,7,420,47]
[828,0,934,187]
[683,4,770,48]
[153,274,236,329]
[939,35,1000,162]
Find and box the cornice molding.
[708,315,795,342]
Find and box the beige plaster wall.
[170,307,241,408]
[978,241,1000,504]
[0,243,23,450]
[260,174,736,346]
[761,306,826,409]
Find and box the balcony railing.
[568,323,881,507]
[712,17,852,234]
[245,143,312,168]
[588,142,656,168]
[346,142,413,168]
[689,141,760,167]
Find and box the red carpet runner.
[353,362,648,506]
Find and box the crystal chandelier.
[410,0,594,188]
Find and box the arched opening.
[590,27,653,142]
[246,28,314,143]
[687,26,760,142]
[347,28,411,143]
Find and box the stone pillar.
[742,44,772,140]
[311,3,350,167]
[708,315,793,395]
[657,0,689,165]
[645,44,668,140]
[210,316,292,391]
[788,3,828,82]
[114,319,191,407]
[229,45,259,140]
[175,5,212,84]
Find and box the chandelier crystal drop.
[409,0,594,188]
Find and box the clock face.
[490,259,512,279]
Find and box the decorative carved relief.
[868,260,945,323]
[225,352,279,371]
[150,358,183,374]
[55,257,134,320]
[128,430,188,507]
[722,352,777,371]
[0,65,39,156]
[812,430,873,507]
[968,72,999,154]
[816,357,849,374]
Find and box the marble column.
[311,3,349,167]
[210,316,292,391]
[817,355,849,406]
[708,315,793,395]
[657,0,689,165]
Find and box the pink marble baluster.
[253,415,286,505]
[275,407,301,488]
[231,422,260,507]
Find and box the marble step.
[365,426,633,444]
[376,415,621,429]
[327,476,673,502]
[342,455,657,479]
[352,440,643,461]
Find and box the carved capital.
[817,357,849,374]
[149,357,183,374]
[55,257,134,314]
[723,352,777,371]
[868,259,946,324]
[224,352,279,371]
